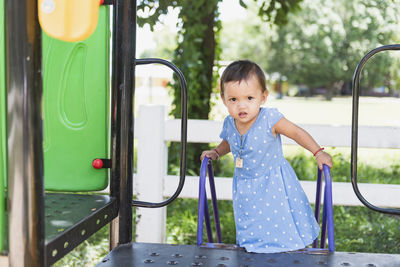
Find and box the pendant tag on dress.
[236,158,243,168]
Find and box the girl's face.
[222,74,268,132]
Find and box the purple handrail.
[208,161,222,243]
[203,193,213,242]
[312,165,335,252]
[312,168,323,248]
[324,165,335,251]
[197,157,222,246]
[198,159,334,251]
[197,157,207,246]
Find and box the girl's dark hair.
[220,60,267,96]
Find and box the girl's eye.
[248,96,254,100]
[230,98,236,102]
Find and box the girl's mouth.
[239,112,247,118]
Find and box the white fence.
[133,105,400,243]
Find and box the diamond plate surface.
[97,242,400,267]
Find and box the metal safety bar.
[312,165,335,252]
[197,157,222,246]
[5,0,45,265]
[109,0,136,246]
[197,159,334,252]
[351,44,400,215]
[132,58,187,208]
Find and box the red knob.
[92,159,103,169]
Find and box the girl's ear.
[221,94,227,106]
[262,90,268,104]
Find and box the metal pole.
[5,0,45,266]
[351,44,400,215]
[110,0,136,246]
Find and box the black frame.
[4,0,188,265]
[351,44,400,215]
[133,58,187,208]
[5,0,45,265]
[109,0,137,245]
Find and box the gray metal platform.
[97,242,400,267]
[45,193,118,266]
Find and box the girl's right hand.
[200,150,219,161]
[315,151,333,170]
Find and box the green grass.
[54,226,109,267]
[166,199,400,254]
[54,213,137,267]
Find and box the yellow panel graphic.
[38,0,100,42]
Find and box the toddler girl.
[201,60,332,253]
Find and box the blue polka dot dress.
[220,107,320,253]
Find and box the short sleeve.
[219,117,229,140]
[267,107,284,129]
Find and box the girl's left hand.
[315,151,333,170]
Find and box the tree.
[139,23,177,59]
[220,2,274,70]
[137,0,303,173]
[266,0,400,99]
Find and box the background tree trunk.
[169,0,221,174]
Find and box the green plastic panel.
[42,6,110,191]
[0,0,6,252]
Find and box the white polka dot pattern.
[220,107,320,253]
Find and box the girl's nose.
[238,100,246,107]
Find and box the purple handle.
[312,168,323,248]
[197,157,208,246]
[203,192,213,243]
[312,165,335,252]
[197,157,222,246]
[320,190,328,248]
[323,165,335,252]
[208,161,222,243]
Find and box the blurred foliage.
[288,149,400,185]
[137,0,303,173]
[167,0,221,174]
[333,205,400,253]
[222,0,400,98]
[166,199,400,254]
[267,0,400,99]
[252,0,303,26]
[54,226,109,267]
[167,198,236,245]
[220,3,273,70]
[138,24,177,59]
[137,0,303,29]
[54,210,136,266]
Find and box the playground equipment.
[38,0,113,42]
[0,0,400,266]
[1,0,187,265]
[196,157,335,252]
[351,44,400,216]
